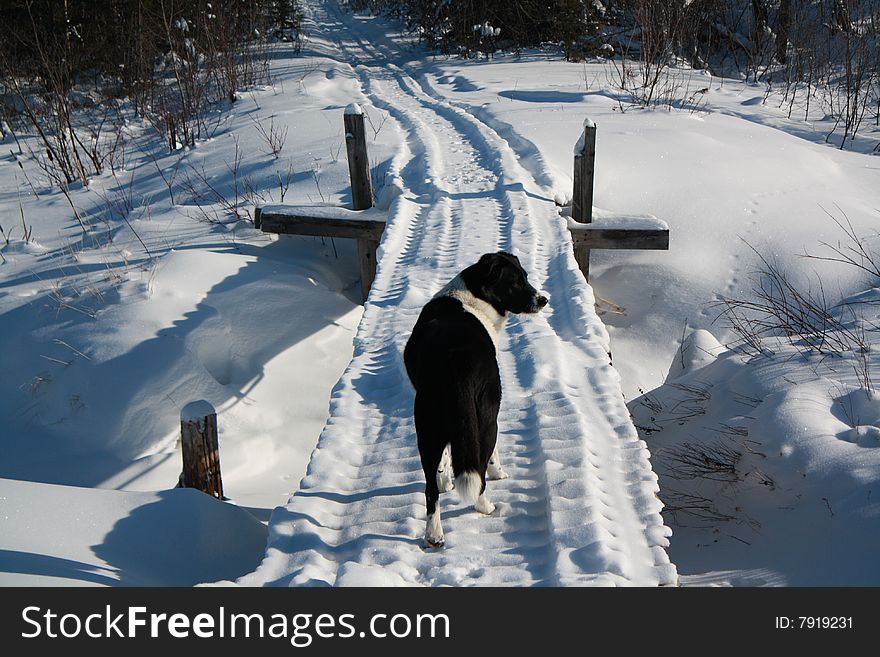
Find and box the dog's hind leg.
[476,396,500,512]
[484,410,508,481]
[423,475,444,548]
[475,486,496,515]
[486,443,509,481]
[415,394,447,548]
[436,444,454,492]
[425,504,444,547]
[417,428,447,547]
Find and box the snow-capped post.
[572,118,597,279]
[343,103,378,301]
[344,103,372,211]
[566,118,668,280]
[253,106,394,303]
[179,400,224,500]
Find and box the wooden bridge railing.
[254,108,669,301]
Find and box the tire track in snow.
[239,0,676,587]
[337,6,563,585]
[347,9,674,584]
[371,41,676,583]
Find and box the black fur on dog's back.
[404,296,502,506]
[404,252,548,546]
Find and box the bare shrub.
[180,136,249,223]
[347,2,880,146]
[717,245,869,356]
[0,0,300,182]
[660,440,742,483]
[659,488,737,524]
[805,205,880,281]
[716,231,876,394]
[252,115,288,158]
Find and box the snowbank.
[0,478,267,586]
[0,1,403,585]
[629,296,880,584]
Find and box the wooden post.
[572,118,596,280]
[179,400,224,500]
[344,104,377,302]
[344,105,373,212]
[357,238,379,303]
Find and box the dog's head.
[463,251,548,316]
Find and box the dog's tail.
[453,471,482,504]
[447,381,485,505]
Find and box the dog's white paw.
[475,495,495,515]
[486,464,509,480]
[437,470,455,492]
[487,447,508,481]
[424,535,445,549]
[424,511,444,548]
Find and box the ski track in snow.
[239,0,676,587]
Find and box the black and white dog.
[404,252,548,548]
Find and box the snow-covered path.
[239,0,676,586]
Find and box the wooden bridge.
[183,0,679,587]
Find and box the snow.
[473,23,501,38]
[630,318,880,585]
[344,102,363,116]
[568,210,668,231]
[259,203,386,223]
[574,118,597,154]
[0,478,266,586]
[2,0,879,587]
[181,400,216,423]
[237,0,675,588]
[664,328,723,382]
[0,0,402,584]
[420,48,880,405]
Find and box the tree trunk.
[776,0,791,63]
[833,0,852,33]
[751,0,769,49]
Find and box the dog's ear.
[477,253,504,286]
[496,250,520,265]
[492,251,524,279]
[463,253,507,314]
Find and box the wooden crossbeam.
[255,204,386,303]
[255,206,385,241]
[570,119,669,280]
[254,106,383,303]
[256,110,668,302]
[568,226,669,250]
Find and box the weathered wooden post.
[357,238,379,302]
[254,107,387,304]
[572,118,597,280]
[344,104,378,302]
[344,104,373,211]
[179,400,224,500]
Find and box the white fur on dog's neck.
[434,274,505,347]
